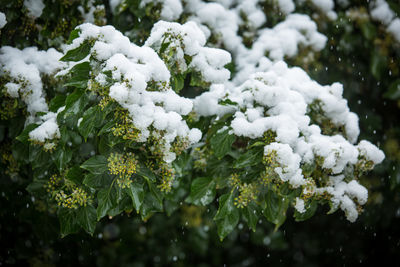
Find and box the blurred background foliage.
[0,0,399,266]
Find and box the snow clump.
[64,23,202,163]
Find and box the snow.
[310,134,359,174]
[185,1,327,83]
[29,111,61,143]
[340,195,358,222]
[264,142,305,187]
[346,180,368,205]
[370,0,400,43]
[294,197,306,213]
[193,58,384,221]
[195,62,361,152]
[357,140,385,165]
[145,21,231,84]
[24,0,45,18]
[277,0,295,15]
[140,0,183,21]
[109,0,122,13]
[186,1,241,52]
[0,46,65,144]
[193,84,233,116]
[388,19,400,42]
[311,177,369,222]
[5,83,20,98]
[78,2,105,24]
[0,46,65,117]
[237,0,266,28]
[0,0,386,223]
[64,23,202,162]
[370,0,394,25]
[0,12,6,29]
[188,128,202,143]
[311,0,337,20]
[180,0,385,222]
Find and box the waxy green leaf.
[186,177,216,206]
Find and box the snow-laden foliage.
[370,0,400,42]
[193,58,384,223]
[65,23,202,163]
[0,0,391,239]
[0,12,6,29]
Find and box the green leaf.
[383,79,400,100]
[16,124,38,143]
[26,180,47,195]
[61,89,88,120]
[98,120,115,136]
[301,163,316,177]
[294,200,318,222]
[77,205,97,235]
[218,99,238,106]
[140,193,163,221]
[97,186,116,220]
[98,134,122,154]
[164,199,179,217]
[28,144,45,164]
[59,126,70,146]
[65,89,84,108]
[263,190,289,230]
[360,21,376,40]
[137,164,157,182]
[67,28,81,44]
[78,106,98,140]
[210,128,235,159]
[58,209,79,237]
[214,193,239,240]
[70,131,83,145]
[242,202,258,232]
[207,156,232,179]
[60,40,91,62]
[215,175,230,189]
[83,173,113,189]
[12,141,29,164]
[171,74,185,92]
[370,49,387,80]
[64,61,90,88]
[186,177,216,206]
[172,152,191,177]
[327,201,339,215]
[206,113,232,139]
[248,141,265,148]
[65,165,83,185]
[189,71,208,87]
[147,180,163,207]
[233,146,263,169]
[140,179,165,221]
[81,155,108,175]
[107,195,131,217]
[159,40,170,54]
[49,95,67,112]
[51,149,73,172]
[125,183,144,213]
[224,61,235,77]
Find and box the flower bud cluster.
[108,152,139,189]
[46,174,91,209]
[229,173,258,208]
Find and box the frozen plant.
[0,0,387,240]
